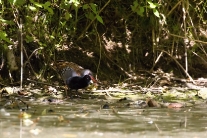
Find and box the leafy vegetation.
[0,0,207,85]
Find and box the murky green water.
[1,99,207,138]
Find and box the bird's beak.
[89,75,97,83]
[89,79,93,84]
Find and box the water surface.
[1,99,207,138]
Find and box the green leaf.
[47,8,54,14]
[153,9,160,17]
[50,35,55,39]
[30,0,43,8]
[147,1,156,8]
[0,31,13,44]
[96,15,104,24]
[89,3,97,14]
[83,4,89,9]
[25,35,34,43]
[8,0,26,6]
[133,1,138,7]
[28,6,37,11]
[65,12,71,20]
[43,1,53,14]
[60,21,66,26]
[131,1,138,12]
[131,1,144,16]
[69,0,80,7]
[0,18,14,25]
[44,1,51,7]
[85,12,95,20]
[147,0,159,9]
[35,3,42,8]
[137,6,144,16]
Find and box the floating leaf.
[30,129,41,135]
[19,112,32,119]
[41,109,47,115]
[23,119,34,126]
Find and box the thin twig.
[105,91,112,97]
[161,50,195,83]
[167,0,182,17]
[169,33,207,45]
[0,52,4,70]
[11,5,20,27]
[184,115,187,128]
[20,19,23,89]
[182,0,188,74]
[27,78,55,86]
[155,123,162,133]
[17,98,29,110]
[103,51,135,79]
[95,25,104,80]
[150,51,163,71]
[192,51,207,65]
[23,47,43,68]
[23,47,37,78]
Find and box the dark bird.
[55,61,97,93]
[61,67,96,91]
[66,74,92,90]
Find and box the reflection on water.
[1,99,207,138]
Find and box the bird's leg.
[67,88,72,98]
[68,89,77,99]
[64,85,68,97]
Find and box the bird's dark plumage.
[54,61,97,93]
[61,67,95,91]
[66,75,92,90]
